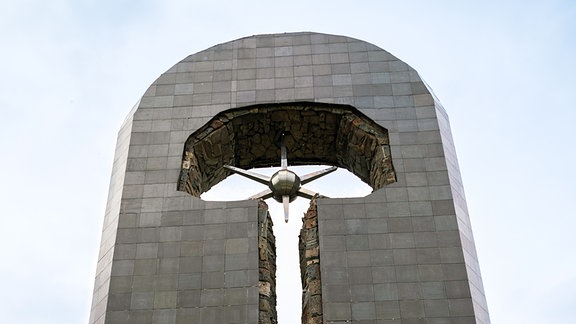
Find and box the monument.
[90,32,490,323]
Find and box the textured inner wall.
[178,102,395,197]
[258,201,277,324]
[299,197,323,324]
[90,32,490,324]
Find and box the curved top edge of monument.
[176,31,403,67]
[130,31,443,128]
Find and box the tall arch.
[89,32,490,324]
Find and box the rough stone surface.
[299,196,323,324]
[258,201,277,324]
[178,102,396,197]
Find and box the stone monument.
[90,32,490,323]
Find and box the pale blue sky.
[1,1,575,323]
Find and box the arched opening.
[177,102,396,197]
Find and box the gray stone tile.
[134,259,158,276]
[109,276,133,293]
[372,266,396,284]
[319,219,346,235]
[398,282,421,299]
[156,275,178,291]
[347,251,371,267]
[179,256,202,274]
[435,215,459,231]
[324,284,351,302]
[388,218,413,233]
[131,291,154,310]
[448,298,475,316]
[375,300,401,320]
[200,289,224,307]
[202,255,224,272]
[202,271,224,288]
[159,226,181,242]
[178,273,201,290]
[389,233,415,248]
[413,231,437,247]
[324,302,352,321]
[370,250,394,266]
[395,265,419,283]
[114,243,136,260]
[347,235,370,251]
[177,289,201,308]
[445,280,472,298]
[424,299,450,317]
[322,235,346,252]
[392,248,417,265]
[400,300,425,318]
[154,291,177,308]
[153,309,177,324]
[225,254,252,271]
[135,243,158,259]
[351,301,376,320]
[322,251,348,268]
[132,275,155,292]
[225,287,248,305]
[374,283,398,301]
[107,293,131,311]
[322,266,349,285]
[345,219,367,234]
[225,270,251,288]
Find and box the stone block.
[448,298,475,316]
[133,259,157,276]
[153,309,177,324]
[350,284,375,301]
[225,270,249,287]
[420,281,446,299]
[324,284,351,302]
[324,302,352,320]
[176,307,201,324]
[158,258,180,274]
[132,276,155,292]
[202,271,224,289]
[346,235,370,251]
[154,291,177,308]
[202,255,224,272]
[374,283,398,301]
[322,267,349,285]
[131,292,154,310]
[398,282,421,300]
[156,275,178,291]
[178,274,201,290]
[395,265,419,283]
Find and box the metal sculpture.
[224,133,337,222]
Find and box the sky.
[0,0,575,323]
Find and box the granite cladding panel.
[97,199,260,323]
[317,192,480,322]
